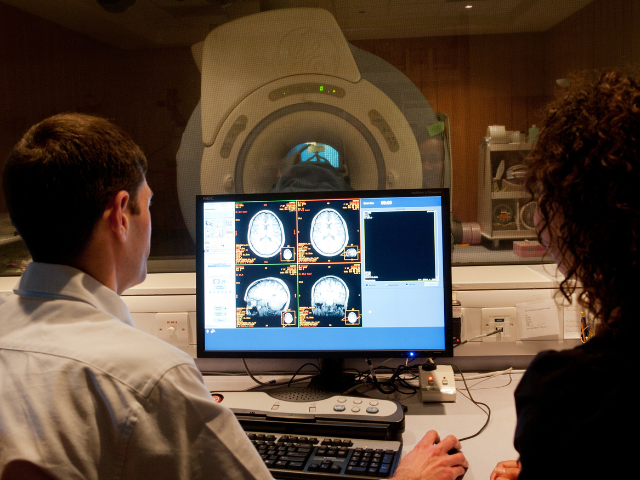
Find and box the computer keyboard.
[246,431,402,479]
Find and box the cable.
[453,368,526,381]
[453,328,503,348]
[241,358,276,386]
[287,362,321,387]
[449,364,491,442]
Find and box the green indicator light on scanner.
[319,86,324,91]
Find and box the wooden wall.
[351,33,549,222]
[0,1,201,255]
[546,0,640,82]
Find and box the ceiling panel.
[1,0,594,49]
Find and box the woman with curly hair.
[491,71,639,480]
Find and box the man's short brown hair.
[3,113,148,264]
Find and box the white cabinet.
[477,141,537,248]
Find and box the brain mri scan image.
[310,209,349,256]
[283,312,295,325]
[244,277,290,317]
[248,210,285,257]
[311,275,349,317]
[345,247,358,258]
[347,311,359,324]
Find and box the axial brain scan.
[248,210,285,257]
[244,277,290,317]
[311,275,349,317]
[310,209,349,256]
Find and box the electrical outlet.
[481,307,517,342]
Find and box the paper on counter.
[516,299,560,339]
[563,304,582,339]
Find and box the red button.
[211,393,224,403]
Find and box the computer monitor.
[196,189,452,389]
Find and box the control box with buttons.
[209,391,405,440]
[419,364,456,402]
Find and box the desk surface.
[203,372,522,480]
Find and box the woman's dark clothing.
[514,333,632,479]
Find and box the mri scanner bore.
[176,8,450,243]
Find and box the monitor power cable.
[241,358,317,388]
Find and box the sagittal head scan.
[311,275,349,317]
[248,210,285,257]
[244,277,290,317]
[310,209,349,256]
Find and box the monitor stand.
[306,358,357,393]
[264,358,357,401]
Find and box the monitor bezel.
[196,188,453,359]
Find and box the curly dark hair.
[526,71,640,336]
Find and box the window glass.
[0,0,634,275]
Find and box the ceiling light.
[465,5,473,8]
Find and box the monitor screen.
[196,189,452,359]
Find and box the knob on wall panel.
[156,312,189,346]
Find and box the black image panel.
[236,264,298,328]
[297,263,362,328]
[364,210,436,282]
[297,199,361,263]
[235,200,298,265]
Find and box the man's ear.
[108,190,131,243]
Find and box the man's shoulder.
[1,294,198,398]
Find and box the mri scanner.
[177,8,450,241]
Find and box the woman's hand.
[489,460,521,480]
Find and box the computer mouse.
[447,449,466,479]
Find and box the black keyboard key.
[349,461,358,467]
[288,462,304,470]
[367,467,379,476]
[359,461,369,468]
[382,454,394,464]
[308,463,320,471]
[283,452,307,459]
[297,447,311,453]
[280,456,307,462]
[346,466,368,475]
[264,459,275,468]
[337,450,349,458]
[378,464,391,476]
[317,448,327,456]
[330,465,341,473]
[309,438,319,444]
[275,460,288,468]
